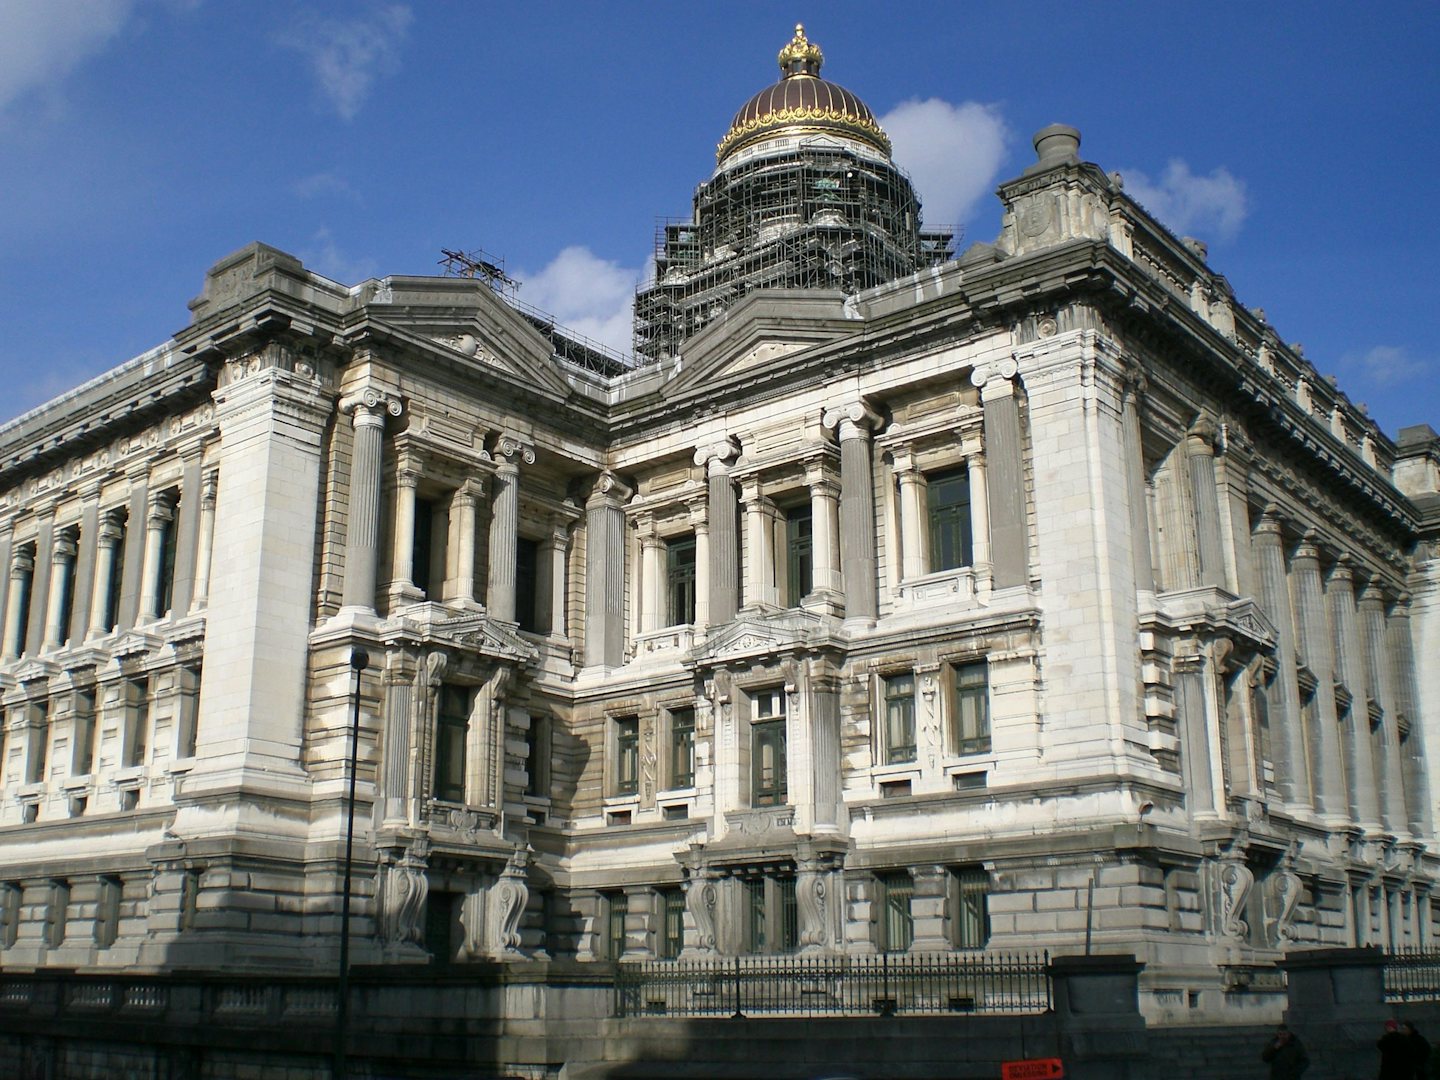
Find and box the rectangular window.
[668,707,695,789]
[45,880,68,948]
[412,496,442,599]
[785,505,813,605]
[883,673,917,764]
[876,874,914,954]
[515,536,540,633]
[71,691,96,775]
[952,866,991,949]
[614,716,639,796]
[94,876,121,948]
[157,498,179,617]
[56,531,77,645]
[660,888,685,959]
[0,883,19,948]
[776,877,798,954]
[952,661,990,756]
[751,689,787,807]
[927,469,973,571]
[104,517,127,632]
[433,685,471,803]
[604,891,628,960]
[525,714,549,798]
[124,677,150,768]
[666,535,697,626]
[745,877,767,954]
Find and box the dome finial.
[777,23,823,78]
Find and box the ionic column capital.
[495,436,535,470]
[587,471,632,508]
[340,387,404,426]
[146,490,175,526]
[821,401,882,440]
[51,529,78,563]
[970,357,1019,401]
[694,438,741,473]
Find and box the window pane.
[883,673,916,764]
[878,875,914,953]
[927,470,972,571]
[953,662,990,755]
[661,889,685,959]
[746,878,766,953]
[753,720,787,806]
[606,892,628,959]
[777,877,798,954]
[515,537,540,633]
[666,536,697,625]
[616,717,639,795]
[434,686,470,802]
[669,709,695,788]
[785,505,813,604]
[953,866,990,948]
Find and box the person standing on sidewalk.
[1262,1024,1310,1079]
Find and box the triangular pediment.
[660,290,859,400]
[691,608,841,666]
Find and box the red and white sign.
[1000,1058,1065,1080]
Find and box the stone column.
[189,470,218,613]
[116,474,147,631]
[1175,653,1217,818]
[67,492,100,645]
[1121,377,1155,592]
[741,480,778,608]
[388,460,420,603]
[1387,601,1428,836]
[138,490,175,622]
[340,390,402,611]
[539,520,570,636]
[169,451,204,617]
[3,545,34,659]
[1252,510,1311,810]
[696,440,740,626]
[639,521,665,632]
[87,512,124,637]
[967,451,991,576]
[42,529,77,650]
[24,518,52,654]
[1360,586,1409,835]
[1185,419,1227,590]
[449,479,483,607]
[806,464,841,599]
[584,473,631,670]
[687,499,709,628]
[821,402,881,623]
[909,865,951,951]
[488,438,532,623]
[893,452,927,581]
[1329,559,1381,830]
[973,363,1028,589]
[380,658,414,827]
[1291,537,1347,824]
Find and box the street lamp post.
[334,645,369,1080]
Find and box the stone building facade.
[0,27,1438,1021]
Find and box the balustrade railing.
[615,950,1051,1018]
[1384,948,1440,1002]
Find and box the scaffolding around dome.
[634,138,954,366]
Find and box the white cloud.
[517,246,641,356]
[299,228,378,284]
[276,5,412,121]
[879,98,1010,228]
[1119,159,1248,242]
[0,0,136,116]
[292,171,362,202]
[1344,345,1430,388]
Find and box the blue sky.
[1,2,1436,442]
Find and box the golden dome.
[717,25,891,165]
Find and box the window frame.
[882,672,917,765]
[784,503,813,606]
[667,706,695,790]
[750,688,788,808]
[659,887,686,959]
[613,715,640,797]
[950,660,991,757]
[951,865,991,949]
[432,684,472,804]
[875,872,915,954]
[665,534,698,627]
[926,467,973,572]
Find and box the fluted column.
[4,544,35,656]
[340,391,401,611]
[1121,378,1155,592]
[973,364,1028,589]
[639,521,665,632]
[1186,419,1227,590]
[88,512,124,637]
[1175,653,1218,817]
[1387,599,1427,836]
[1291,537,1347,822]
[584,472,631,670]
[893,452,926,581]
[487,439,532,623]
[189,471,218,613]
[538,519,570,636]
[449,479,482,606]
[967,451,991,577]
[1252,510,1311,809]
[822,402,881,623]
[805,464,841,598]
[43,529,77,649]
[389,461,420,601]
[1360,585,1409,835]
[696,439,740,626]
[67,491,100,644]
[138,490,175,622]
[1328,559,1382,830]
[741,480,778,608]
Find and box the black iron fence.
[1384,948,1440,1002]
[615,950,1051,1018]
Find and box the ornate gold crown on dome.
[716,24,892,164]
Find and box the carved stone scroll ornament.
[1268,844,1302,944]
[797,867,830,951]
[1217,851,1254,941]
[485,850,531,956]
[685,876,718,954]
[378,847,430,947]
